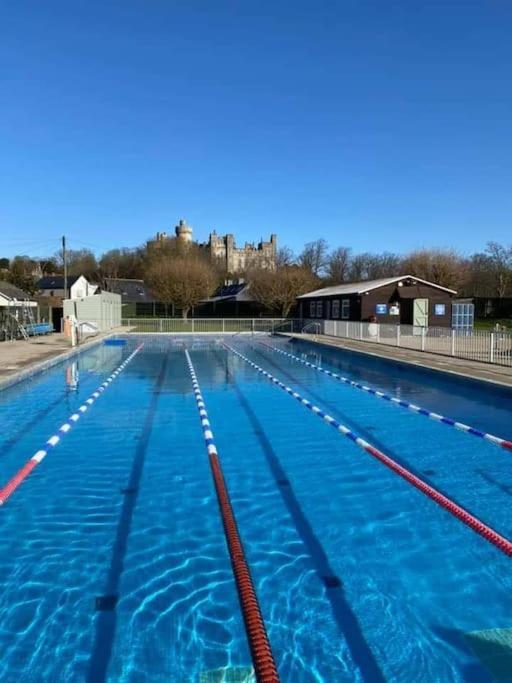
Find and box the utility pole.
[62,235,68,300]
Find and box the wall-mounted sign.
[375,304,388,314]
[435,304,446,316]
[389,304,400,316]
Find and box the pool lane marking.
[223,343,512,557]
[257,341,512,452]
[0,343,144,506]
[185,350,280,683]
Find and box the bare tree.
[484,242,512,298]
[298,239,329,276]
[100,248,144,281]
[326,247,351,284]
[401,248,468,291]
[249,266,318,317]
[145,253,219,318]
[275,246,295,268]
[54,248,98,279]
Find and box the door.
[413,298,429,327]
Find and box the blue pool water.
[0,334,511,682]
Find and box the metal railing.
[121,318,301,334]
[308,320,512,367]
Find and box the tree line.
[1,237,511,318]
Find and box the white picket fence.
[121,318,299,334]
[319,320,512,367]
[120,317,512,367]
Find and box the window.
[332,300,340,318]
[316,302,323,318]
[309,301,315,317]
[341,299,350,319]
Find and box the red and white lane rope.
[0,343,144,506]
[257,341,512,452]
[223,343,512,557]
[184,350,280,682]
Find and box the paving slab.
[0,329,123,389]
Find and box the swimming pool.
[0,334,511,682]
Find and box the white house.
[36,275,98,299]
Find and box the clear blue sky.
[1,0,512,259]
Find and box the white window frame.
[332,300,340,319]
[316,302,323,318]
[341,299,350,320]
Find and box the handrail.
[301,322,321,338]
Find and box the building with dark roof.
[298,275,457,327]
[103,278,156,316]
[0,281,36,303]
[36,275,97,299]
[196,280,275,317]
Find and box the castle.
[154,219,277,272]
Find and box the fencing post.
[396,325,401,347]
[490,332,495,364]
[222,319,225,333]
[421,327,426,352]
[159,319,163,333]
[451,329,455,356]
[192,318,195,333]
[359,322,363,341]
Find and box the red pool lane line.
[185,350,280,682]
[0,343,144,506]
[224,343,512,558]
[362,443,512,556]
[209,452,280,682]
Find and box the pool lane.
[211,349,386,683]
[185,350,279,683]
[239,340,512,541]
[206,345,510,682]
[0,342,250,682]
[259,340,512,451]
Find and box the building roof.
[0,280,35,301]
[201,282,254,304]
[297,275,457,299]
[37,275,82,289]
[103,278,155,303]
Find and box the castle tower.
[175,219,193,243]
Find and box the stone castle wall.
[151,220,277,272]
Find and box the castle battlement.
[152,220,277,272]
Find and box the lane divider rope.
[0,343,144,506]
[185,350,280,682]
[256,340,512,452]
[223,342,512,557]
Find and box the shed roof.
[297,275,457,299]
[0,280,35,301]
[103,278,155,303]
[200,282,253,304]
[37,275,82,289]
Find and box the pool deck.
[0,330,121,390]
[281,333,512,388]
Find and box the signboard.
[389,304,400,316]
[435,304,446,316]
[375,304,388,315]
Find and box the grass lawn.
[474,318,512,331]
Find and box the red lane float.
[209,452,280,682]
[185,350,280,682]
[224,342,512,558]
